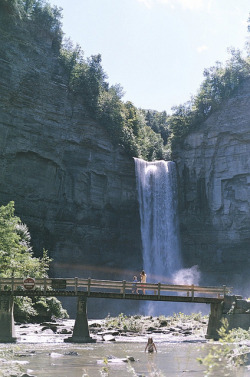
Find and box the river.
[1,321,250,377]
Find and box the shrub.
[197,318,250,376]
[14,296,38,322]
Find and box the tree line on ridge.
[1,0,250,161]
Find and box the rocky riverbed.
[3,314,250,377]
[15,312,209,344]
[0,313,209,377]
[89,312,209,342]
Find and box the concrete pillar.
[0,295,17,343]
[65,296,96,343]
[206,302,223,340]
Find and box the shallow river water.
[14,341,206,377]
[1,322,250,377]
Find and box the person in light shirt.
[132,275,138,294]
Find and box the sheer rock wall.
[1,10,250,313]
[0,16,141,316]
[174,79,250,292]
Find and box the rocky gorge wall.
[0,14,142,316]
[174,78,250,294]
[1,7,250,317]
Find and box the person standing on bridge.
[140,270,147,294]
[132,276,138,294]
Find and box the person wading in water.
[145,337,157,353]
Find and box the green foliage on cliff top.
[58,9,250,158]
[59,11,250,157]
[2,1,250,160]
[59,39,167,160]
[1,0,167,160]
[0,0,63,50]
[168,48,250,148]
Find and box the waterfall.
[134,158,182,284]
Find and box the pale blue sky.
[50,0,249,112]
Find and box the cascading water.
[134,158,183,284]
[134,158,202,315]
[134,158,185,316]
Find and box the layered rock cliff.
[1,6,250,316]
[174,78,250,293]
[0,12,141,316]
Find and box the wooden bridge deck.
[0,277,231,304]
[0,290,222,304]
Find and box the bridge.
[0,277,232,343]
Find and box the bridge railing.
[0,277,232,299]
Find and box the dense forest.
[1,0,249,160]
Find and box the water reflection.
[146,353,162,376]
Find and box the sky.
[49,0,249,113]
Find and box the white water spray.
[134,158,183,284]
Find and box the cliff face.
[0,14,142,315]
[2,9,250,315]
[174,78,250,291]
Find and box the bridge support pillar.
[0,295,17,343]
[206,302,223,340]
[65,296,96,343]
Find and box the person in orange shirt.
[140,270,147,294]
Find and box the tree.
[0,201,68,321]
[137,125,164,161]
[0,201,50,278]
[124,101,141,136]
[59,39,167,160]
[168,48,250,148]
[144,109,170,145]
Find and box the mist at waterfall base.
[134,158,206,316]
